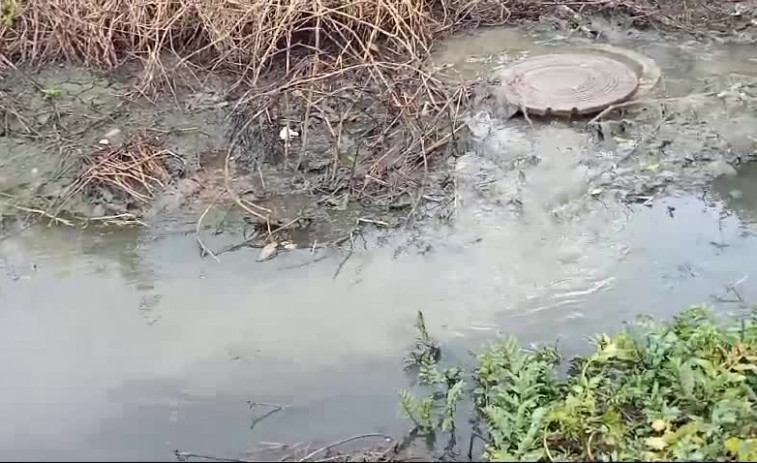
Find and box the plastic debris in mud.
[499,53,639,116]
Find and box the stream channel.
[1,24,757,460]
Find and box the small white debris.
[283,242,298,251]
[555,4,578,19]
[651,419,667,432]
[279,127,299,141]
[98,139,110,145]
[645,436,667,451]
[103,128,121,139]
[257,242,279,262]
[590,188,603,196]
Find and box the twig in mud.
[297,433,394,462]
[278,254,329,271]
[357,217,389,227]
[173,450,244,463]
[84,213,147,227]
[223,142,271,227]
[248,402,288,431]
[344,143,361,203]
[56,134,175,216]
[269,216,303,235]
[258,166,266,191]
[214,238,264,256]
[588,93,715,124]
[196,192,224,262]
[715,275,749,303]
[332,231,355,280]
[1,202,74,227]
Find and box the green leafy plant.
[41,86,61,100]
[1,0,20,27]
[403,306,757,461]
[400,311,465,436]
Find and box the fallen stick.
[297,433,393,462]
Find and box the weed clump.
[405,306,757,461]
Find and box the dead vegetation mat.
[0,0,748,78]
[60,133,176,208]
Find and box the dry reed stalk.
[0,0,742,86]
[0,0,456,89]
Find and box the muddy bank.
[0,1,754,253]
[0,65,420,250]
[2,22,757,251]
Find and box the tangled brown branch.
[59,134,175,210]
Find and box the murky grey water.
[4,184,757,461]
[430,24,757,96]
[2,27,757,461]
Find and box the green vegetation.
[402,307,757,461]
[0,0,20,27]
[41,86,61,100]
[401,311,464,435]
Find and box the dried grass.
[0,0,744,90]
[60,134,175,208]
[2,0,717,85]
[0,0,483,89]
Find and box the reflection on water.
[714,163,757,225]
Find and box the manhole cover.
[499,54,640,116]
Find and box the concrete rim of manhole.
[499,53,640,116]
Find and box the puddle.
[430,24,757,97]
[2,26,757,461]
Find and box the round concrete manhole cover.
[499,54,640,116]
